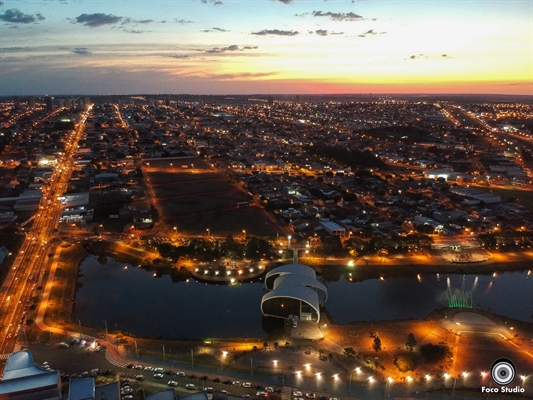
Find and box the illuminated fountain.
[439,287,473,308]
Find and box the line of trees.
[153,235,277,263]
[314,233,433,258]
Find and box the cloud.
[407,53,450,60]
[0,2,4,7]
[121,18,153,25]
[168,55,190,59]
[358,29,386,37]
[174,18,193,23]
[209,71,280,80]
[252,29,299,36]
[74,13,122,27]
[315,29,328,36]
[206,44,239,53]
[273,0,293,3]
[202,27,227,32]
[200,0,223,5]
[0,9,45,24]
[205,44,258,53]
[123,29,149,34]
[72,47,91,56]
[312,11,363,21]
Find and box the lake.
[73,256,533,338]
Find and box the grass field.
[146,164,281,237]
[474,186,533,208]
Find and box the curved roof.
[0,351,59,395]
[265,263,316,289]
[261,284,320,319]
[273,273,328,302]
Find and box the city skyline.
[0,0,531,96]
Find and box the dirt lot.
[145,162,280,237]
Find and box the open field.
[145,161,281,237]
[474,186,533,208]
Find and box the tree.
[343,347,356,358]
[317,348,324,359]
[263,342,269,351]
[420,343,451,364]
[372,337,382,353]
[406,333,417,352]
[328,353,333,362]
[394,354,417,372]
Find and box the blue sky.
[0,0,531,95]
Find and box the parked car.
[242,382,251,388]
[305,393,316,399]
[168,381,178,387]
[154,373,164,379]
[185,384,196,390]
[293,391,303,397]
[205,387,214,393]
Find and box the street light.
[243,229,246,240]
[206,228,210,237]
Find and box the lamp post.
[191,348,194,369]
[243,229,246,240]
[206,228,210,238]
[288,235,292,248]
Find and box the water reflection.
[73,256,533,338]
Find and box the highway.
[0,106,92,371]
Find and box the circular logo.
[491,358,516,386]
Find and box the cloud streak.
[72,47,91,56]
[0,9,45,24]
[312,11,363,21]
[209,71,280,80]
[74,13,122,27]
[205,44,258,53]
[252,29,298,36]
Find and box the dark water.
[73,256,533,338]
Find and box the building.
[67,378,119,400]
[0,351,61,400]
[319,219,346,236]
[261,264,327,322]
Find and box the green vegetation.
[420,343,451,364]
[475,187,533,208]
[406,333,417,351]
[154,235,277,263]
[304,144,385,169]
[394,353,417,372]
[477,230,533,250]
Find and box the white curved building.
[261,263,327,322]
